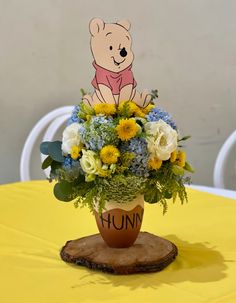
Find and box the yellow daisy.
[170,150,177,163]
[134,107,146,118]
[176,150,186,167]
[94,103,116,116]
[116,118,139,141]
[148,157,163,170]
[70,146,81,160]
[100,145,120,164]
[142,104,155,114]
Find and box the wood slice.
[60,232,178,275]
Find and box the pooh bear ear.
[89,18,105,36]
[116,20,131,31]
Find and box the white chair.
[213,130,236,189]
[187,184,236,199]
[20,106,74,181]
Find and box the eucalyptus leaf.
[40,141,50,155]
[53,181,75,202]
[41,156,53,170]
[144,187,161,204]
[48,141,64,162]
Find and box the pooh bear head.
[89,18,134,73]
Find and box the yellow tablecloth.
[0,181,236,303]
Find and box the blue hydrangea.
[63,156,73,169]
[63,156,84,174]
[67,105,84,125]
[146,108,177,130]
[79,116,118,151]
[121,138,150,177]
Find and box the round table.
[0,180,236,303]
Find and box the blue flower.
[146,108,177,130]
[63,156,73,169]
[63,156,83,174]
[121,138,149,177]
[80,116,118,151]
[67,105,84,125]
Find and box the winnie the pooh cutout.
[83,18,152,107]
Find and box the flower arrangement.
[40,93,194,214]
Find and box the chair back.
[213,130,236,188]
[20,106,73,181]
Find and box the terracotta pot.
[94,195,144,248]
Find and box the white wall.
[1,0,236,188]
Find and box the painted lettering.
[112,215,124,230]
[125,213,135,229]
[99,211,143,230]
[136,209,144,228]
[100,213,111,228]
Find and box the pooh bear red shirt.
[91,62,137,95]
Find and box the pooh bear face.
[89,18,134,73]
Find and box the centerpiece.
[40,97,193,248]
[40,18,194,274]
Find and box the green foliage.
[39,89,194,215]
[41,156,53,170]
[74,174,146,215]
[54,181,76,202]
[74,186,98,212]
[40,141,192,216]
[144,184,161,204]
[150,89,158,101]
[49,161,62,181]
[78,101,95,120]
[172,165,185,175]
[48,141,65,162]
[40,141,50,155]
[80,88,87,97]
[177,135,191,148]
[143,162,189,214]
[117,101,132,118]
[184,162,195,173]
[178,135,191,142]
[40,141,64,162]
[96,174,146,204]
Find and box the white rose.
[80,150,102,175]
[145,120,178,161]
[61,123,83,155]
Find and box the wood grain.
[60,232,178,275]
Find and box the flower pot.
[94,195,144,248]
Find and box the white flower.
[61,123,83,155]
[80,149,102,175]
[145,120,178,161]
